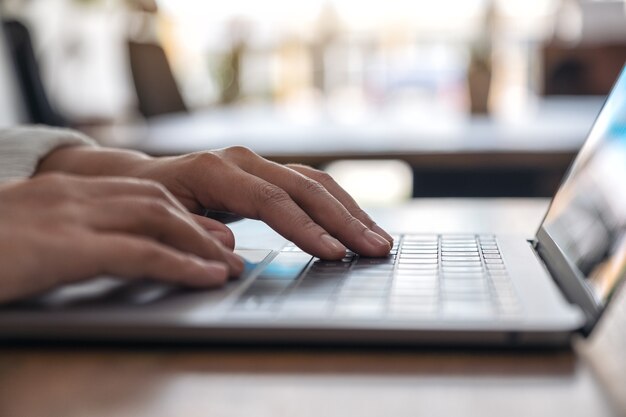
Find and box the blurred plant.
[467,0,496,115]
[68,0,157,13]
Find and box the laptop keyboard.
[228,235,522,321]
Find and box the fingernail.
[226,253,245,276]
[321,233,347,255]
[372,224,394,244]
[363,229,392,251]
[203,261,229,282]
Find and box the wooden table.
[0,199,623,417]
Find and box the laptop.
[2,70,626,348]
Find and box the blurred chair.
[127,41,187,118]
[2,19,67,127]
[543,43,626,95]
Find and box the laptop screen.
[542,66,626,307]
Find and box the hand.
[39,146,393,260]
[0,173,244,303]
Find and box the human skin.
[37,145,393,259]
[0,144,392,302]
[0,173,244,303]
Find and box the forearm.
[37,145,154,178]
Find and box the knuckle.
[280,214,319,242]
[287,163,310,171]
[314,171,335,186]
[254,182,290,206]
[145,181,172,200]
[297,216,321,232]
[342,211,367,230]
[37,172,68,182]
[317,171,334,182]
[138,178,168,194]
[142,198,174,219]
[187,151,224,169]
[35,172,72,188]
[349,205,372,221]
[224,145,254,159]
[34,173,77,200]
[298,177,327,196]
[136,242,166,264]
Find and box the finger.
[192,214,236,250]
[232,154,390,257]
[86,196,244,276]
[83,178,240,250]
[68,175,191,214]
[91,233,229,287]
[195,166,348,260]
[287,164,394,244]
[273,168,390,257]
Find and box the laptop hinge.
[533,228,602,336]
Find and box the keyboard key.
[441,266,483,273]
[394,281,439,290]
[399,258,438,265]
[392,281,439,291]
[404,235,437,240]
[484,259,504,265]
[440,247,478,252]
[441,243,478,252]
[338,289,388,300]
[342,282,389,292]
[440,251,479,257]
[400,253,438,258]
[231,234,517,323]
[441,274,485,282]
[442,280,487,293]
[394,267,438,274]
[352,263,394,270]
[291,284,339,295]
[355,257,395,265]
[441,256,481,262]
[442,264,483,271]
[400,250,438,256]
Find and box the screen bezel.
[535,65,626,335]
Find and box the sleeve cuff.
[0,126,98,183]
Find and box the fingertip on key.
[321,233,347,259]
[363,229,392,255]
[372,224,394,245]
[226,253,245,277]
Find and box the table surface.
[89,98,604,168]
[1,198,625,417]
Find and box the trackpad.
[5,250,275,310]
[235,249,274,263]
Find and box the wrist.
[36,145,155,178]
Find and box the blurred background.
[1,0,626,203]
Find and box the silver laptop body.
[1,68,626,347]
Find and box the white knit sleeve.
[0,125,97,183]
